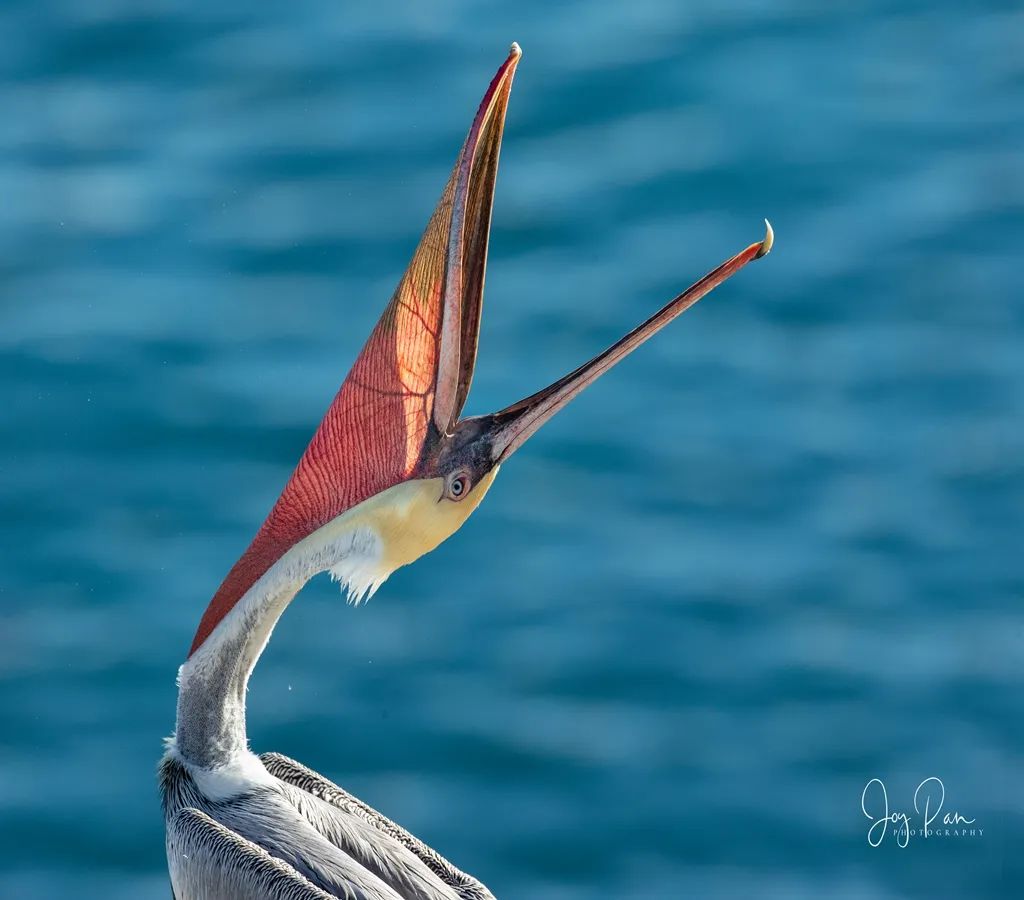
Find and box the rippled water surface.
[2,2,1022,897]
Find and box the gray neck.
[174,576,300,769]
[173,525,380,770]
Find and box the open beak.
[482,220,774,463]
[418,43,775,473]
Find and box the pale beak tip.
[755,218,774,259]
[509,41,523,59]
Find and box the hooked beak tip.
[509,41,523,59]
[755,218,774,259]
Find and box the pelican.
[160,42,773,900]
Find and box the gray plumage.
[161,752,494,900]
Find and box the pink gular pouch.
[188,42,773,659]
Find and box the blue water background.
[2,1,1022,897]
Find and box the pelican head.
[188,43,772,657]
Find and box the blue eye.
[448,474,469,499]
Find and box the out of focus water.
[2,2,1022,898]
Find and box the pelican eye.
[446,472,471,501]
